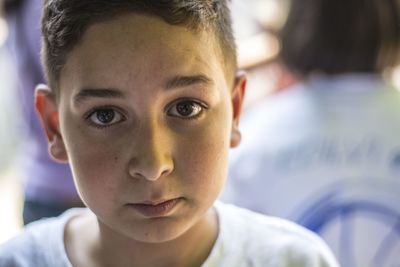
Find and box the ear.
[230,71,247,148]
[35,84,68,162]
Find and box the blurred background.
[0,11,24,243]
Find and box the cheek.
[70,148,121,204]
[177,108,231,196]
[61,122,125,204]
[191,140,228,191]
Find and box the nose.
[128,120,174,181]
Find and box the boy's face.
[37,14,245,243]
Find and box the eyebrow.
[165,74,213,90]
[73,88,124,106]
[73,75,212,106]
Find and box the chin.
[126,218,193,244]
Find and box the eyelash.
[84,106,126,129]
[84,99,208,129]
[166,99,208,120]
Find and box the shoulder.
[0,218,57,267]
[215,202,339,267]
[0,208,87,267]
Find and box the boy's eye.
[87,108,124,127]
[167,100,206,119]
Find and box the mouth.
[126,198,183,218]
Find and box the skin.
[36,13,246,267]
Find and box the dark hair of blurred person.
[280,0,400,77]
[1,0,23,14]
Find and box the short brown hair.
[41,0,237,93]
[280,0,400,77]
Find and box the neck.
[66,208,218,267]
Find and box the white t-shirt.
[221,74,400,267]
[0,202,339,267]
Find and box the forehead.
[59,14,228,92]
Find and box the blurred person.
[2,0,82,224]
[0,13,19,172]
[221,0,400,266]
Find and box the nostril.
[129,171,146,180]
[128,162,173,181]
[127,142,174,181]
[160,167,173,177]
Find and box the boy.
[0,1,339,266]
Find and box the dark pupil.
[177,102,194,116]
[97,110,115,123]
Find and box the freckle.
[114,156,119,162]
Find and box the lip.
[127,198,182,218]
